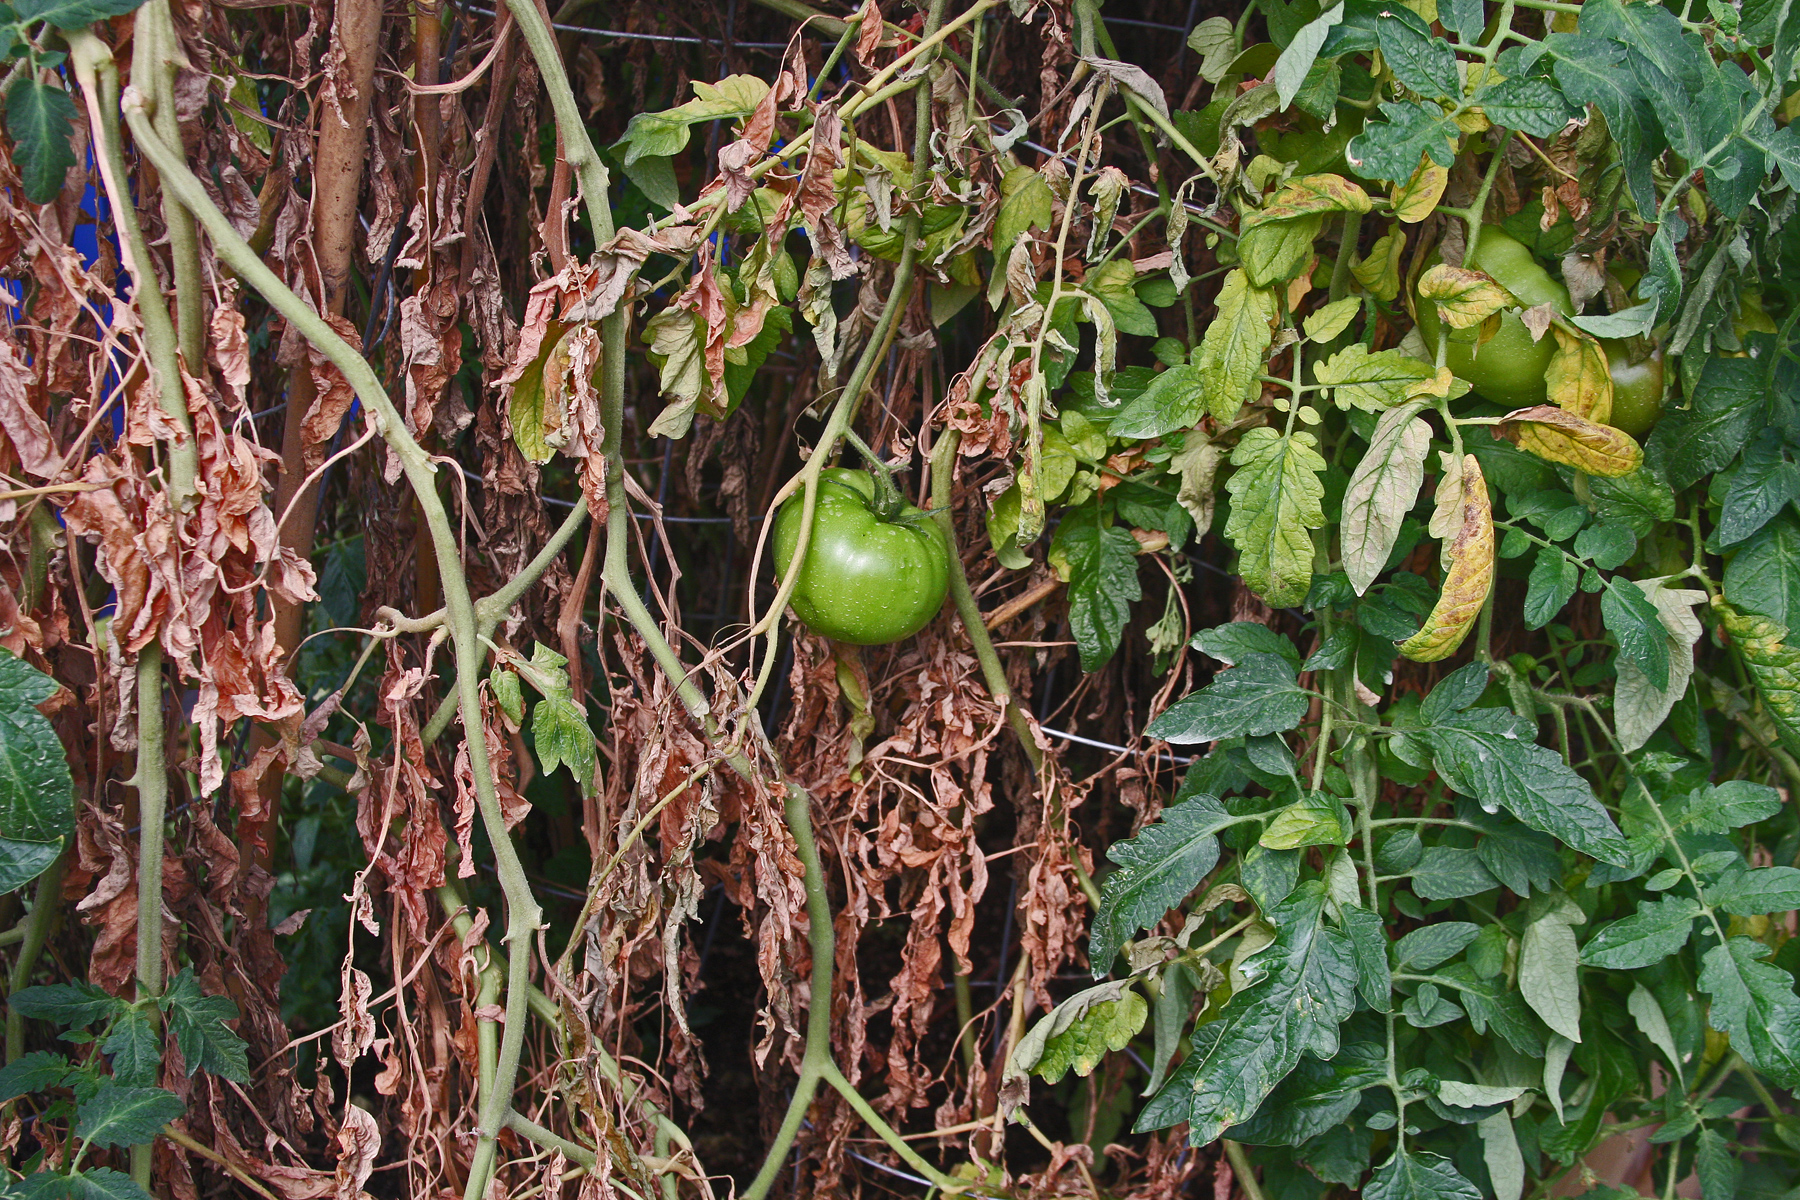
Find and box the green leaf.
[1679,780,1783,833]
[1195,270,1277,422]
[1057,522,1142,672]
[1363,1148,1483,1200]
[1089,796,1234,973]
[1478,1111,1527,1200]
[1706,866,1800,916]
[1148,653,1309,745]
[1719,430,1800,547]
[50,1169,156,1200]
[1374,10,1459,99]
[1394,923,1480,971]
[1602,576,1671,691]
[1314,345,1437,413]
[1519,909,1582,1042]
[1136,883,1357,1145]
[0,1051,67,1101]
[1476,75,1582,137]
[73,1081,184,1148]
[9,981,126,1028]
[1342,905,1391,1012]
[159,969,247,1084]
[532,694,595,793]
[1614,578,1706,754]
[5,77,75,205]
[101,1010,160,1088]
[1420,662,1491,723]
[1582,895,1700,969]
[1191,622,1302,670]
[1724,512,1800,631]
[1647,354,1764,490]
[1419,706,1630,865]
[1409,846,1501,901]
[1225,428,1326,608]
[13,0,148,27]
[1523,545,1578,631]
[1345,100,1460,182]
[1543,34,1663,213]
[489,668,523,727]
[1009,977,1139,1079]
[1261,791,1349,850]
[1272,3,1343,109]
[0,650,72,892]
[1698,938,1800,1086]
[1695,1129,1741,1200]
[1106,365,1204,439]
[612,75,770,165]
[1714,602,1800,750]
[1224,1041,1386,1145]
[1031,991,1148,1084]
[1085,260,1159,337]
[1342,403,1431,596]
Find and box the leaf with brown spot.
[1392,158,1449,222]
[1417,264,1515,329]
[1496,404,1642,477]
[1400,454,1494,662]
[1547,326,1613,424]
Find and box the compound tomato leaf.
[1315,345,1437,412]
[1713,600,1800,752]
[1546,327,1614,425]
[73,1081,185,1149]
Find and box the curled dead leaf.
[1400,454,1494,662]
[1496,404,1642,477]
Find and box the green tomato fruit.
[772,467,951,645]
[1603,341,1665,438]
[1413,229,1574,406]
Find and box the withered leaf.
[1400,454,1494,662]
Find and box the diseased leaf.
[1315,345,1438,412]
[1714,600,1800,749]
[1239,175,1371,287]
[1224,428,1327,607]
[1614,578,1705,752]
[1031,991,1148,1084]
[1391,157,1450,223]
[1089,796,1235,973]
[1107,365,1205,439]
[1008,978,1140,1083]
[1546,328,1613,425]
[1417,265,1515,329]
[1342,403,1432,595]
[1496,405,1643,477]
[1400,455,1494,662]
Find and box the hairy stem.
[5,848,67,1063]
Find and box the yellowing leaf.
[1304,297,1361,343]
[1401,454,1494,662]
[1715,600,1800,750]
[1239,174,1373,287]
[1392,157,1449,223]
[1417,264,1515,329]
[1225,427,1327,608]
[1428,449,1465,558]
[1198,269,1277,422]
[1352,232,1405,301]
[1547,327,1614,425]
[1497,405,1643,478]
[1315,344,1436,412]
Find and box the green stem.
[1223,1141,1267,1200]
[141,0,204,368]
[129,648,167,1191]
[5,849,67,1063]
[507,1111,598,1170]
[66,33,196,510]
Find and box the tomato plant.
[5,0,1800,1197]
[771,467,950,645]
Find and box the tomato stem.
[842,427,908,521]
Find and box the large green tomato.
[1603,341,1665,438]
[1413,229,1575,407]
[772,467,951,645]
